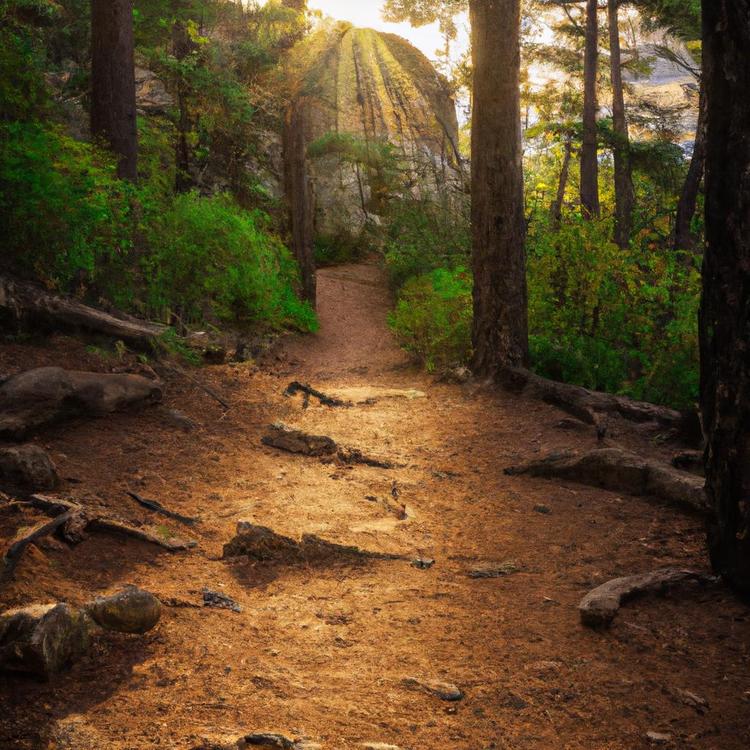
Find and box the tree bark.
[172,20,195,193]
[469,0,529,374]
[551,135,573,229]
[674,79,707,253]
[283,98,317,305]
[608,0,634,248]
[700,0,750,594]
[580,0,600,219]
[90,0,138,180]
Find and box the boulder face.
[292,24,464,242]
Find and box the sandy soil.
[1,262,749,750]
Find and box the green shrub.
[0,121,136,298]
[142,192,317,332]
[383,199,470,290]
[388,267,472,371]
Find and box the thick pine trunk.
[608,0,634,248]
[283,99,316,305]
[674,80,707,253]
[700,0,750,593]
[580,0,600,219]
[90,0,138,181]
[469,0,528,374]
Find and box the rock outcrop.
[288,23,464,244]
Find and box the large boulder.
[0,367,162,440]
[0,603,92,678]
[0,444,59,493]
[290,23,464,243]
[85,586,162,634]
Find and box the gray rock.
[85,585,161,634]
[468,561,521,579]
[0,444,59,493]
[239,734,295,749]
[359,744,402,750]
[203,589,241,613]
[402,676,464,701]
[646,732,672,745]
[163,408,196,432]
[0,367,162,440]
[0,602,92,678]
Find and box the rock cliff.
[288,23,464,244]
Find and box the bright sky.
[308,0,470,65]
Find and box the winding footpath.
[1,262,749,749]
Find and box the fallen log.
[499,367,701,445]
[0,367,162,440]
[505,448,706,512]
[579,568,710,628]
[126,491,198,527]
[0,274,167,347]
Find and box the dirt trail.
[1,262,749,750]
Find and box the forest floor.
[1,261,749,750]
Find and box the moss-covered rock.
[0,603,92,678]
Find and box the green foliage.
[0,120,315,333]
[314,233,362,267]
[389,267,472,371]
[142,192,317,331]
[0,122,136,294]
[383,198,470,289]
[526,213,700,408]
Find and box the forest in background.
[1,0,702,409]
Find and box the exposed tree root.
[223,522,406,564]
[262,423,396,469]
[284,381,349,408]
[0,274,167,347]
[1,512,75,584]
[499,367,702,445]
[579,568,712,628]
[1,494,196,585]
[126,491,198,527]
[505,448,706,512]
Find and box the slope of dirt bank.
[1,262,749,750]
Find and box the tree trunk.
[283,98,316,305]
[674,79,707,253]
[700,0,750,594]
[550,135,573,229]
[469,0,528,375]
[580,0,600,219]
[608,0,634,248]
[90,0,138,180]
[172,20,195,193]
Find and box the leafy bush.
[383,198,470,290]
[142,192,317,331]
[526,213,700,408]
[0,122,136,297]
[388,267,472,371]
